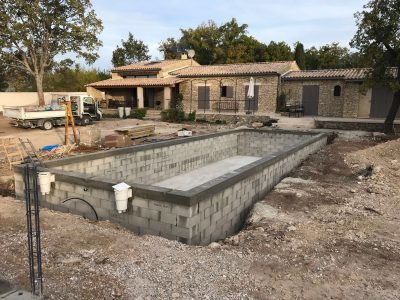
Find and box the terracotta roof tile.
[172,61,298,77]
[112,60,189,72]
[283,68,370,80]
[87,77,183,88]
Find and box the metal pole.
[204,80,207,114]
[219,79,222,114]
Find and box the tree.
[267,42,293,61]
[158,37,182,59]
[43,63,110,92]
[351,0,400,134]
[112,32,151,67]
[0,0,103,106]
[160,18,269,64]
[317,43,352,69]
[180,20,222,65]
[294,42,306,69]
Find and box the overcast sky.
[87,0,367,70]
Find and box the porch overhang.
[86,77,185,88]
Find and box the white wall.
[0,92,88,112]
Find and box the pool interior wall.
[14,129,327,245]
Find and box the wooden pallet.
[0,136,24,169]
[115,124,155,139]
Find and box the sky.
[85,0,367,70]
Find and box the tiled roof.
[283,68,370,80]
[86,77,184,88]
[172,61,298,77]
[112,60,190,72]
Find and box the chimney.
[181,53,188,60]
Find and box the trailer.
[3,93,102,130]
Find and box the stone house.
[171,61,300,115]
[86,59,199,109]
[281,68,399,118]
[86,58,398,119]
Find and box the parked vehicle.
[3,93,102,130]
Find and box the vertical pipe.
[24,165,35,293]
[32,170,43,296]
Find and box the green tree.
[351,0,400,134]
[317,43,352,69]
[267,41,293,61]
[43,64,110,92]
[112,32,151,67]
[160,18,270,64]
[180,20,222,65]
[304,46,320,69]
[158,37,182,59]
[0,0,103,106]
[294,42,306,69]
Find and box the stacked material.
[114,124,155,139]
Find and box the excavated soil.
[0,137,400,299]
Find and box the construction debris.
[0,136,23,169]
[104,134,132,148]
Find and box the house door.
[245,85,259,112]
[370,86,399,118]
[198,86,210,110]
[302,85,319,116]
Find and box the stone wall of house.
[281,79,365,117]
[179,75,279,114]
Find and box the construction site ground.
[0,120,399,299]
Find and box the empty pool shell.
[14,129,327,245]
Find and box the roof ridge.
[291,67,370,72]
[184,61,294,68]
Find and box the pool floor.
[153,155,261,191]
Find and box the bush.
[196,118,208,123]
[160,109,185,122]
[160,93,185,122]
[129,108,147,119]
[187,110,196,121]
[215,119,227,124]
[263,118,279,127]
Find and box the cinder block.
[160,211,177,225]
[149,200,172,212]
[210,210,222,223]
[199,198,211,211]
[132,197,149,208]
[177,213,200,228]
[100,198,115,210]
[149,219,172,233]
[129,215,149,228]
[140,207,161,221]
[171,226,191,239]
[172,204,197,217]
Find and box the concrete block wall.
[14,130,327,245]
[192,135,327,245]
[54,132,239,184]
[237,131,310,156]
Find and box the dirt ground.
[0,115,231,150]
[1,135,399,299]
